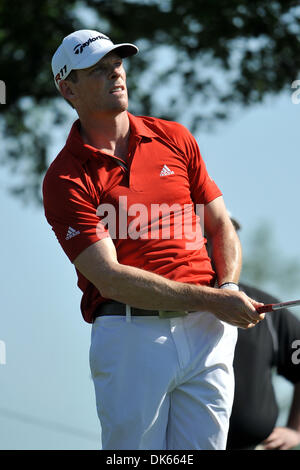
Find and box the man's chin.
[109,102,128,114]
[118,102,128,112]
[93,101,128,116]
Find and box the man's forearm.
[101,260,220,312]
[287,382,300,432]
[98,260,265,330]
[209,222,242,286]
[74,238,264,328]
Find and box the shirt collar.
[127,112,157,139]
[65,112,157,164]
[65,120,98,163]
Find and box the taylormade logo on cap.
[51,29,138,90]
[73,34,110,54]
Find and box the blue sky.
[1,79,300,448]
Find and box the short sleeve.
[183,129,222,204]
[274,309,300,384]
[43,167,109,263]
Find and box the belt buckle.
[158,310,188,318]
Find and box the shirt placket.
[126,135,143,192]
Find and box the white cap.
[51,29,139,90]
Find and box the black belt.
[94,301,160,318]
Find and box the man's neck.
[79,110,130,161]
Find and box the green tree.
[1,0,300,202]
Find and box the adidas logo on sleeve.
[66,226,80,240]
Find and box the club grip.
[256,304,274,313]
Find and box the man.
[225,217,300,450]
[43,29,264,450]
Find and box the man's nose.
[109,65,122,80]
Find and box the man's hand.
[210,289,265,329]
[261,426,300,450]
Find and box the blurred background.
[1,0,300,450]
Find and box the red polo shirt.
[43,113,222,323]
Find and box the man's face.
[66,51,128,115]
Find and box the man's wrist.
[219,282,239,291]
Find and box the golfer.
[43,29,264,450]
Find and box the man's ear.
[59,80,76,103]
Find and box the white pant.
[89,310,237,450]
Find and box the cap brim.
[72,43,138,71]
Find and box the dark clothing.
[226,283,300,450]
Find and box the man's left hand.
[261,426,300,450]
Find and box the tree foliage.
[1,0,300,202]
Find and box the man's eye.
[90,65,106,74]
[93,66,105,72]
[89,61,122,74]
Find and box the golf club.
[256,299,300,313]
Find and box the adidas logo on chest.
[160,165,175,177]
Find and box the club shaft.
[256,299,300,313]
